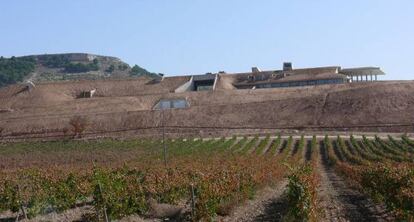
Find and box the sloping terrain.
[26,53,133,82]
[0,53,161,87]
[0,80,414,139]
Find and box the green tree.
[129,65,160,78]
[118,64,128,71]
[0,57,36,87]
[63,61,99,73]
[106,64,115,73]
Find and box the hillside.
[0,79,413,139]
[0,53,161,87]
[0,56,36,87]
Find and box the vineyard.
[0,135,413,221]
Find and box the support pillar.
[375,75,377,81]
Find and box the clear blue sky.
[1,0,413,80]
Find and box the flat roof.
[193,73,216,81]
[340,67,385,76]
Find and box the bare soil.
[318,141,392,221]
[1,81,414,140]
[221,181,288,222]
[0,206,94,222]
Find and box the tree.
[69,116,89,138]
[0,56,36,87]
[43,55,70,68]
[106,64,115,73]
[129,64,160,78]
[130,65,149,76]
[118,64,128,71]
[64,61,99,73]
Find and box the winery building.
[174,62,385,92]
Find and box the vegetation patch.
[0,56,35,87]
[285,164,319,221]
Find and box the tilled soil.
[0,206,94,222]
[221,180,288,222]
[318,142,392,222]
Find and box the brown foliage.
[69,116,88,138]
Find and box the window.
[172,100,187,109]
[154,99,189,110]
[290,82,300,87]
[196,85,213,91]
[257,84,271,88]
[159,100,171,109]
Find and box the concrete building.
[174,63,385,92]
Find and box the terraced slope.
[1,81,414,139]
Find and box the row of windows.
[194,80,215,91]
[255,78,344,89]
[195,85,214,91]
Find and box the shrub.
[359,164,414,220]
[286,164,319,221]
[0,56,36,87]
[118,64,129,71]
[106,64,115,73]
[324,135,337,166]
[64,62,99,73]
[92,167,147,220]
[129,65,160,78]
[42,55,70,68]
[69,116,89,138]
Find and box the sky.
[1,0,413,80]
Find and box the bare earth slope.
[0,80,413,138]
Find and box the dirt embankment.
[0,80,414,139]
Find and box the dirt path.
[222,180,288,222]
[317,142,392,222]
